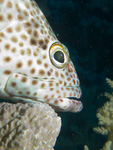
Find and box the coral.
[106,78,113,88]
[100,141,112,150]
[0,102,61,150]
[84,141,112,150]
[84,145,89,150]
[93,78,113,136]
[84,78,113,150]
[93,78,113,149]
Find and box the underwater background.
[37,0,113,150]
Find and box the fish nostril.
[67,63,73,72]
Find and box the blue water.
[37,0,113,149]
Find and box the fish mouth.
[38,77,82,99]
[65,85,82,99]
[67,97,80,100]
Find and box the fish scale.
[0,0,83,112]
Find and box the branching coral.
[93,78,113,149]
[0,102,61,150]
[84,145,89,150]
[100,141,112,150]
[84,141,112,150]
[93,78,113,136]
[84,78,113,150]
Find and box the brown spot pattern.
[6,1,12,8]
[15,25,21,32]
[33,30,38,37]
[0,32,4,37]
[18,91,22,94]
[54,100,58,104]
[42,45,47,50]
[20,49,25,55]
[23,10,29,16]
[27,60,32,66]
[19,42,23,47]
[33,52,38,57]
[43,55,46,59]
[4,44,10,50]
[38,39,43,45]
[0,0,4,4]
[32,80,37,85]
[30,68,35,74]
[16,62,22,68]
[4,56,11,62]
[55,71,59,77]
[37,59,42,65]
[17,15,23,21]
[26,28,32,34]
[44,63,48,68]
[26,91,30,95]
[61,73,64,78]
[0,15,3,21]
[21,77,27,82]
[45,95,48,99]
[34,23,39,28]
[4,70,11,75]
[24,22,31,27]
[47,71,51,76]
[11,47,16,53]
[41,83,45,88]
[11,82,16,87]
[11,36,18,43]
[27,48,31,55]
[6,27,12,33]
[30,38,37,45]
[49,82,53,87]
[25,2,30,8]
[39,69,45,76]
[7,13,13,20]
[21,34,27,40]
[33,92,37,96]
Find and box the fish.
[0,0,83,112]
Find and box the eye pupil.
[54,51,64,63]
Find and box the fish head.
[0,0,82,112]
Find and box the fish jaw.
[34,85,83,112]
[38,98,83,113]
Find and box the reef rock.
[0,102,61,150]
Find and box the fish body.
[0,0,83,112]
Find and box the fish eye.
[49,42,69,68]
[54,51,64,63]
